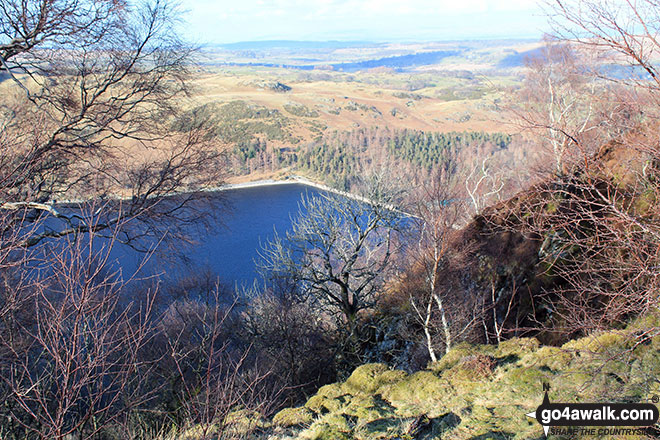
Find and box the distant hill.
[215,40,380,50]
[203,39,543,72]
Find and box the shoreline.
[180,176,349,200]
[54,176,315,205]
[220,177,417,218]
[210,177,388,210]
[54,175,415,217]
[209,178,308,192]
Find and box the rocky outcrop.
[263,320,660,440]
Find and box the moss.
[379,369,408,384]
[498,366,552,397]
[562,331,631,353]
[444,354,496,383]
[316,383,344,399]
[273,407,314,427]
[455,405,505,439]
[521,346,572,371]
[628,311,660,333]
[309,429,352,440]
[177,424,217,440]
[305,395,343,414]
[320,413,351,431]
[355,417,404,439]
[304,413,352,439]
[342,363,390,395]
[304,394,326,413]
[306,383,347,414]
[283,329,660,440]
[635,345,660,381]
[495,338,540,358]
[222,409,265,435]
[429,342,495,372]
[343,395,395,423]
[382,371,450,417]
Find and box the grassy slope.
[188,39,536,165]
[191,68,513,142]
[266,326,659,440]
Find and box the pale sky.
[180,0,548,44]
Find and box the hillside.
[183,39,536,187]
[190,68,512,145]
[266,126,660,439]
[198,327,659,440]
[269,329,658,440]
[166,122,660,440]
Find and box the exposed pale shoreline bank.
[211,177,312,191]
[211,176,394,211]
[211,176,348,196]
[55,175,414,217]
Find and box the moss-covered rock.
[342,363,393,395]
[221,409,266,437]
[273,407,314,427]
[381,370,449,418]
[316,383,344,399]
[304,413,352,440]
[267,327,660,440]
[429,342,495,373]
[521,345,572,371]
[495,337,540,358]
[353,417,402,439]
[305,394,341,414]
[562,331,632,353]
[446,354,496,382]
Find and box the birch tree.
[259,175,405,334]
[409,172,478,360]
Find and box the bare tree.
[512,40,603,174]
[547,0,660,99]
[410,176,461,360]
[0,0,226,248]
[515,132,660,335]
[0,210,285,438]
[464,157,505,215]
[405,171,483,361]
[259,175,405,334]
[504,0,660,336]
[0,220,160,440]
[241,278,334,399]
[160,288,276,440]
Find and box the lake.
[108,182,325,288]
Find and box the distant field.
[2,39,543,189]
[191,70,508,141]
[186,39,544,152]
[178,39,550,184]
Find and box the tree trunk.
[433,293,452,354]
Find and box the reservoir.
[109,182,325,288]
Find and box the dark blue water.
[107,183,324,288]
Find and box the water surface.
[112,183,324,288]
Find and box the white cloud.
[181,0,546,42]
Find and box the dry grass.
[189,69,517,148]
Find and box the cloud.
[181,0,546,43]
